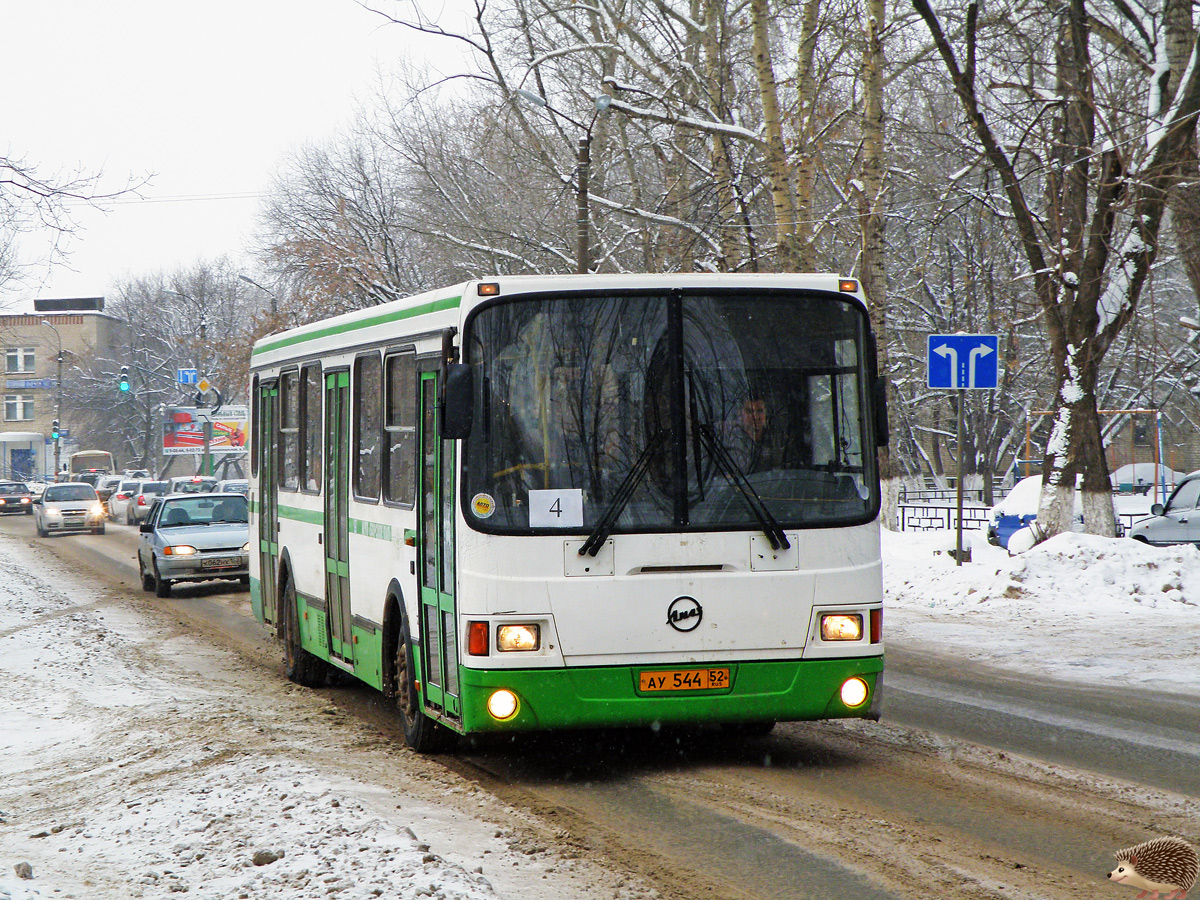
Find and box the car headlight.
[241,542,250,553]
[46,507,62,518]
[163,545,198,556]
[90,504,105,517]
[820,613,863,641]
[496,624,540,652]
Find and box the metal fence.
[896,501,1150,534]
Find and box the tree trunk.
[859,0,896,527]
[749,0,798,269]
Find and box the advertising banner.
[163,406,248,456]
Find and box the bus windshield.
[462,289,877,535]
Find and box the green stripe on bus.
[350,519,392,541]
[274,505,392,542]
[278,505,323,525]
[251,295,462,358]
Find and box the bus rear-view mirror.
[441,364,474,440]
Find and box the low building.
[0,298,127,480]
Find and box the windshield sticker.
[471,493,496,519]
[528,489,584,528]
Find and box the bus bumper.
[457,656,884,734]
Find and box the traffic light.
[51,420,60,441]
[119,366,130,393]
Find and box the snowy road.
[1,516,1197,900]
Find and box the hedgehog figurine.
[1108,837,1199,900]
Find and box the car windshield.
[0,483,26,495]
[462,288,876,535]
[141,482,167,494]
[158,495,248,527]
[45,485,98,502]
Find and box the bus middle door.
[323,370,353,662]
[255,380,280,626]
[417,371,460,723]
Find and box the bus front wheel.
[394,623,453,753]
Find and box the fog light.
[840,677,869,708]
[821,613,863,641]
[497,624,540,652]
[487,689,519,721]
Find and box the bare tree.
[0,154,143,302]
[912,0,1200,539]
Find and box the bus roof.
[249,273,866,370]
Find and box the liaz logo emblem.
[666,596,702,632]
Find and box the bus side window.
[300,364,322,493]
[354,352,383,501]
[279,370,300,490]
[384,352,416,505]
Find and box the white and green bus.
[249,274,888,751]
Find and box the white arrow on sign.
[933,343,959,387]
[968,343,994,389]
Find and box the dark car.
[0,481,34,514]
[95,475,123,507]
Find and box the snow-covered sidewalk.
[0,535,634,900]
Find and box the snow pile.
[14,760,499,900]
[0,535,571,900]
[884,528,1200,693]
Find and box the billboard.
[163,406,248,456]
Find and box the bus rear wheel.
[283,578,327,688]
[394,623,453,753]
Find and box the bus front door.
[417,372,460,722]
[255,380,280,626]
[324,371,354,662]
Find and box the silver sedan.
[137,493,250,597]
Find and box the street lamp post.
[238,274,278,316]
[516,90,611,274]
[40,320,63,478]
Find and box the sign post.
[927,334,1000,565]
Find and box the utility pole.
[41,320,64,478]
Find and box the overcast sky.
[2,1,466,311]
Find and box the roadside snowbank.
[0,534,627,900]
[884,528,1200,693]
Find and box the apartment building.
[0,298,127,480]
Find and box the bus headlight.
[496,624,540,652]
[840,677,869,708]
[487,689,519,720]
[820,614,863,641]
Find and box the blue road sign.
[927,334,1000,389]
[177,368,199,386]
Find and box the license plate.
[201,556,240,569]
[638,668,730,692]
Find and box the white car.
[33,482,106,537]
[111,479,168,524]
[213,479,249,495]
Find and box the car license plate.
[201,557,240,569]
[638,668,730,692]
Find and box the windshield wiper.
[578,429,665,557]
[695,423,791,551]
